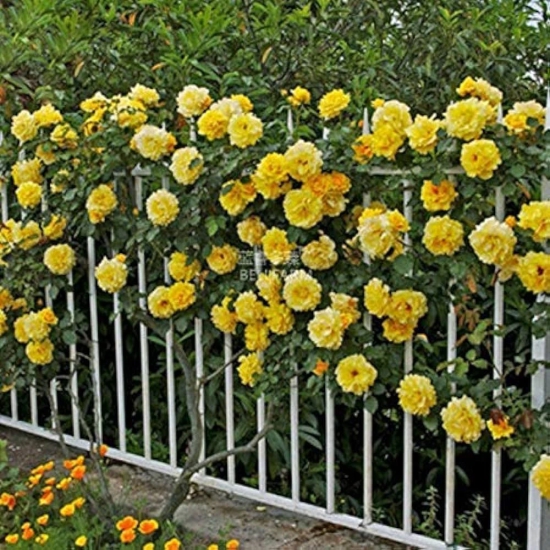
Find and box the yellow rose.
[532,454,550,501]
[330,292,361,327]
[50,123,78,149]
[405,115,440,154]
[38,308,58,326]
[253,153,289,199]
[358,209,408,260]
[26,339,54,365]
[170,147,203,185]
[244,322,270,352]
[364,278,391,318]
[256,271,282,303]
[517,252,550,294]
[283,189,324,229]
[44,244,76,275]
[336,354,377,396]
[128,83,160,107]
[397,374,437,416]
[371,99,412,136]
[230,94,254,112]
[457,76,502,106]
[287,86,311,107]
[177,85,212,118]
[234,291,264,324]
[168,252,200,282]
[284,140,323,183]
[148,286,175,319]
[14,315,31,343]
[0,310,8,336]
[382,318,416,343]
[34,104,63,128]
[469,217,516,265]
[517,201,550,242]
[206,244,239,275]
[35,144,56,165]
[131,125,177,161]
[167,282,196,311]
[86,184,118,224]
[370,125,405,160]
[15,221,42,250]
[16,182,42,209]
[444,98,493,141]
[318,89,351,120]
[219,180,257,216]
[11,158,43,187]
[503,100,544,135]
[80,92,109,113]
[386,289,427,324]
[42,215,66,241]
[264,302,294,335]
[237,216,266,246]
[308,308,344,349]
[146,189,180,226]
[486,415,514,440]
[110,96,147,128]
[11,110,37,143]
[197,109,229,140]
[460,139,501,179]
[301,235,338,271]
[211,298,238,334]
[282,270,322,311]
[237,353,263,387]
[441,396,484,444]
[227,113,263,148]
[95,256,128,293]
[420,179,458,212]
[0,287,13,310]
[261,228,295,265]
[352,134,375,164]
[422,216,464,256]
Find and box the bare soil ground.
[0,426,414,549]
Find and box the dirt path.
[0,426,414,549]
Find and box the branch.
[199,346,246,386]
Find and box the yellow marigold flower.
[138,519,159,535]
[287,86,311,107]
[170,147,204,185]
[168,252,200,282]
[148,286,175,319]
[469,217,516,266]
[372,99,412,137]
[441,395,484,444]
[36,514,49,526]
[75,535,87,547]
[129,84,160,107]
[34,103,63,128]
[284,140,323,183]
[352,134,375,164]
[283,188,324,229]
[265,301,294,335]
[405,115,440,154]
[330,292,361,327]
[116,516,138,531]
[35,534,49,545]
[517,201,550,242]
[532,454,550,500]
[487,413,514,440]
[503,100,545,135]
[146,189,180,226]
[43,214,67,240]
[444,98,493,141]
[386,289,427,324]
[95,256,128,293]
[460,139,501,179]
[211,298,238,334]
[86,184,118,224]
[35,143,56,165]
[382,318,416,343]
[256,271,282,303]
[262,227,295,265]
[336,354,377,396]
[234,291,264,324]
[219,180,257,216]
[237,352,263,387]
[370,126,404,160]
[244,322,270,351]
[111,96,147,128]
[363,278,391,318]
[206,244,239,275]
[164,537,182,550]
[177,85,212,118]
[72,497,86,508]
[253,153,289,199]
[237,216,266,247]
[301,235,338,271]
[16,182,42,209]
[397,374,437,416]
[11,110,37,143]
[80,92,108,113]
[5,533,19,544]
[517,252,550,293]
[44,244,76,275]
[60,503,76,517]
[308,308,344,349]
[131,125,177,161]
[143,543,155,550]
[318,88,351,120]
[208,545,219,550]
[282,270,322,311]
[420,179,457,212]
[422,215,464,256]
[228,112,263,148]
[197,109,230,140]
[50,123,78,149]
[167,281,196,311]
[11,158,43,187]
[120,528,136,544]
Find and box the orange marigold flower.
[5,533,19,544]
[98,444,109,458]
[28,473,43,487]
[116,516,138,531]
[39,491,54,505]
[71,465,86,480]
[37,514,49,526]
[21,527,35,541]
[0,492,16,510]
[43,461,55,471]
[226,540,240,550]
[45,477,56,486]
[164,538,182,550]
[138,519,159,535]
[120,529,136,544]
[72,497,86,509]
[64,455,85,470]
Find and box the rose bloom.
[397,374,437,416]
[441,396,484,443]
[237,353,263,387]
[283,188,324,229]
[256,271,282,304]
[422,216,464,256]
[287,86,311,107]
[237,216,266,246]
[363,278,391,317]
[131,125,177,161]
[244,322,270,352]
[16,182,42,209]
[460,139,502,180]
[532,454,550,501]
[503,100,545,135]
[11,158,43,186]
[308,308,345,350]
[301,235,338,271]
[282,270,322,311]
[420,179,458,212]
[318,88,351,120]
[405,114,440,154]
[211,297,238,334]
[11,110,38,142]
[444,98,493,141]
[517,201,550,242]
[14,315,31,343]
[336,354,377,396]
[234,291,264,324]
[219,180,257,216]
[230,94,253,113]
[50,123,78,149]
[24,312,51,341]
[253,153,289,198]
[352,134,375,164]
[228,112,263,148]
[0,310,8,337]
[34,103,63,128]
[370,125,405,160]
[284,140,323,183]
[170,147,203,185]
[95,256,128,293]
[177,85,212,118]
[14,220,42,250]
[26,340,54,365]
[264,302,294,335]
[110,96,148,128]
[43,214,67,240]
[358,210,407,260]
[330,292,361,327]
[206,244,239,275]
[197,108,230,140]
[261,228,295,265]
[517,252,550,294]
[486,415,514,440]
[148,286,175,319]
[386,289,427,324]
[44,244,76,275]
[128,84,160,107]
[86,184,118,224]
[457,76,502,106]
[167,282,196,311]
[80,92,108,113]
[146,189,180,226]
[36,143,56,165]
[371,99,412,136]
[469,217,516,265]
[382,318,416,343]
[168,252,200,282]
[39,307,58,326]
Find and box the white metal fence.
[1,99,550,549]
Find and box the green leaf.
[392,255,414,276]
[364,395,378,414]
[510,164,526,178]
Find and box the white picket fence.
[1,98,550,549]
